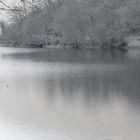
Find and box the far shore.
[1,36,140,51]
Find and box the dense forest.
[1,0,140,49]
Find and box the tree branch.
[0,1,24,12]
[0,1,13,10]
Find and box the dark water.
[0,47,140,140]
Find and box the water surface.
[0,46,140,140]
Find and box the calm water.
[0,47,140,140]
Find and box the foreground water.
[0,46,140,140]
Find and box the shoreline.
[0,43,131,51]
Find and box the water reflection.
[0,47,140,140]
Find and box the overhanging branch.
[0,1,13,10]
[0,1,24,12]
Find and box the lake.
[0,46,140,140]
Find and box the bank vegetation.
[1,0,140,50]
